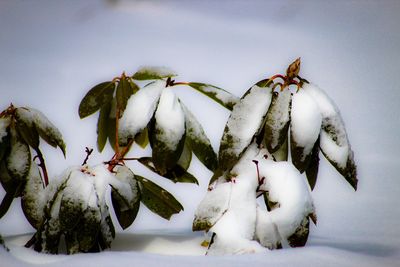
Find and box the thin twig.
[35,148,49,187]
[82,147,94,166]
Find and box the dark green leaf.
[107,99,117,151]
[116,77,134,115]
[65,231,80,255]
[59,194,84,232]
[78,206,101,252]
[111,188,140,229]
[137,175,183,220]
[138,157,198,184]
[135,127,149,149]
[132,66,176,80]
[0,131,10,166]
[97,101,112,152]
[0,191,15,219]
[218,82,273,172]
[263,90,291,153]
[177,140,192,170]
[187,82,238,111]
[15,108,40,149]
[6,127,31,182]
[79,81,115,118]
[305,138,320,190]
[181,103,217,171]
[272,135,289,162]
[287,217,310,248]
[128,78,140,94]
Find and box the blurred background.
[0,0,399,248]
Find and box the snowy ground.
[1,0,400,266]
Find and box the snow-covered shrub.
[193,58,357,255]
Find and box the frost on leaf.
[290,89,322,172]
[303,83,357,190]
[187,83,239,111]
[263,89,291,153]
[181,102,217,171]
[219,84,273,172]
[152,89,185,175]
[132,66,177,80]
[118,80,164,146]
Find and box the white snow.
[154,88,185,149]
[0,117,10,141]
[290,89,322,158]
[181,102,210,145]
[29,108,64,145]
[192,84,239,109]
[135,66,177,78]
[119,80,165,144]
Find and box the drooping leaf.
[0,191,15,219]
[6,127,31,182]
[187,82,239,111]
[65,230,80,255]
[218,82,273,172]
[181,103,217,171]
[0,117,11,161]
[287,217,310,248]
[134,127,149,149]
[151,89,186,175]
[132,66,176,80]
[118,80,164,146]
[138,157,198,184]
[0,130,10,165]
[109,166,141,229]
[263,89,292,153]
[99,214,115,250]
[302,82,357,190]
[107,99,117,151]
[29,108,66,157]
[177,140,192,171]
[116,77,134,114]
[290,89,322,173]
[272,135,289,162]
[97,101,112,152]
[79,81,115,119]
[137,175,183,220]
[15,108,40,149]
[78,205,102,252]
[305,138,320,190]
[59,193,84,232]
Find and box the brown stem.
[35,148,49,187]
[82,147,93,166]
[24,234,36,248]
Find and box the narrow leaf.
[272,135,289,162]
[107,99,117,151]
[111,189,140,229]
[218,82,273,172]
[0,191,14,219]
[177,140,192,171]
[132,66,176,80]
[187,82,239,111]
[79,81,115,119]
[305,138,320,190]
[97,101,112,152]
[181,102,217,171]
[152,89,186,175]
[137,175,183,220]
[116,77,134,114]
[134,127,149,149]
[15,108,40,149]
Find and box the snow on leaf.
[218,84,273,172]
[116,77,135,114]
[152,89,186,175]
[15,108,40,149]
[118,80,164,146]
[21,163,45,229]
[78,81,115,118]
[290,89,322,172]
[132,66,177,80]
[6,127,31,182]
[29,108,66,157]
[177,140,192,170]
[187,83,239,111]
[303,83,357,190]
[0,117,10,141]
[137,175,183,220]
[193,182,232,231]
[305,138,320,190]
[181,102,217,171]
[263,89,291,153]
[254,206,281,250]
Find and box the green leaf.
[30,108,66,157]
[263,90,292,153]
[99,214,115,250]
[138,157,198,184]
[134,127,149,149]
[111,188,140,229]
[0,130,10,164]
[287,217,310,248]
[15,108,40,149]
[177,140,192,170]
[6,127,31,182]
[0,191,15,219]
[59,194,84,232]
[97,101,112,152]
[181,103,217,171]
[78,205,101,252]
[151,90,186,175]
[272,135,289,162]
[79,81,115,119]
[187,82,239,111]
[107,99,117,151]
[137,175,183,220]
[218,82,273,172]
[305,138,320,190]
[116,77,134,115]
[132,66,176,80]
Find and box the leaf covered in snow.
[187,82,239,111]
[116,76,136,114]
[181,103,217,171]
[218,82,273,172]
[118,80,164,146]
[15,108,40,149]
[132,66,177,80]
[305,138,320,190]
[137,176,183,220]
[79,81,115,119]
[151,89,186,175]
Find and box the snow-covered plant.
[193,58,357,255]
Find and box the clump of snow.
[154,88,185,150]
[119,80,165,145]
[0,117,10,141]
[290,89,322,158]
[254,206,281,249]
